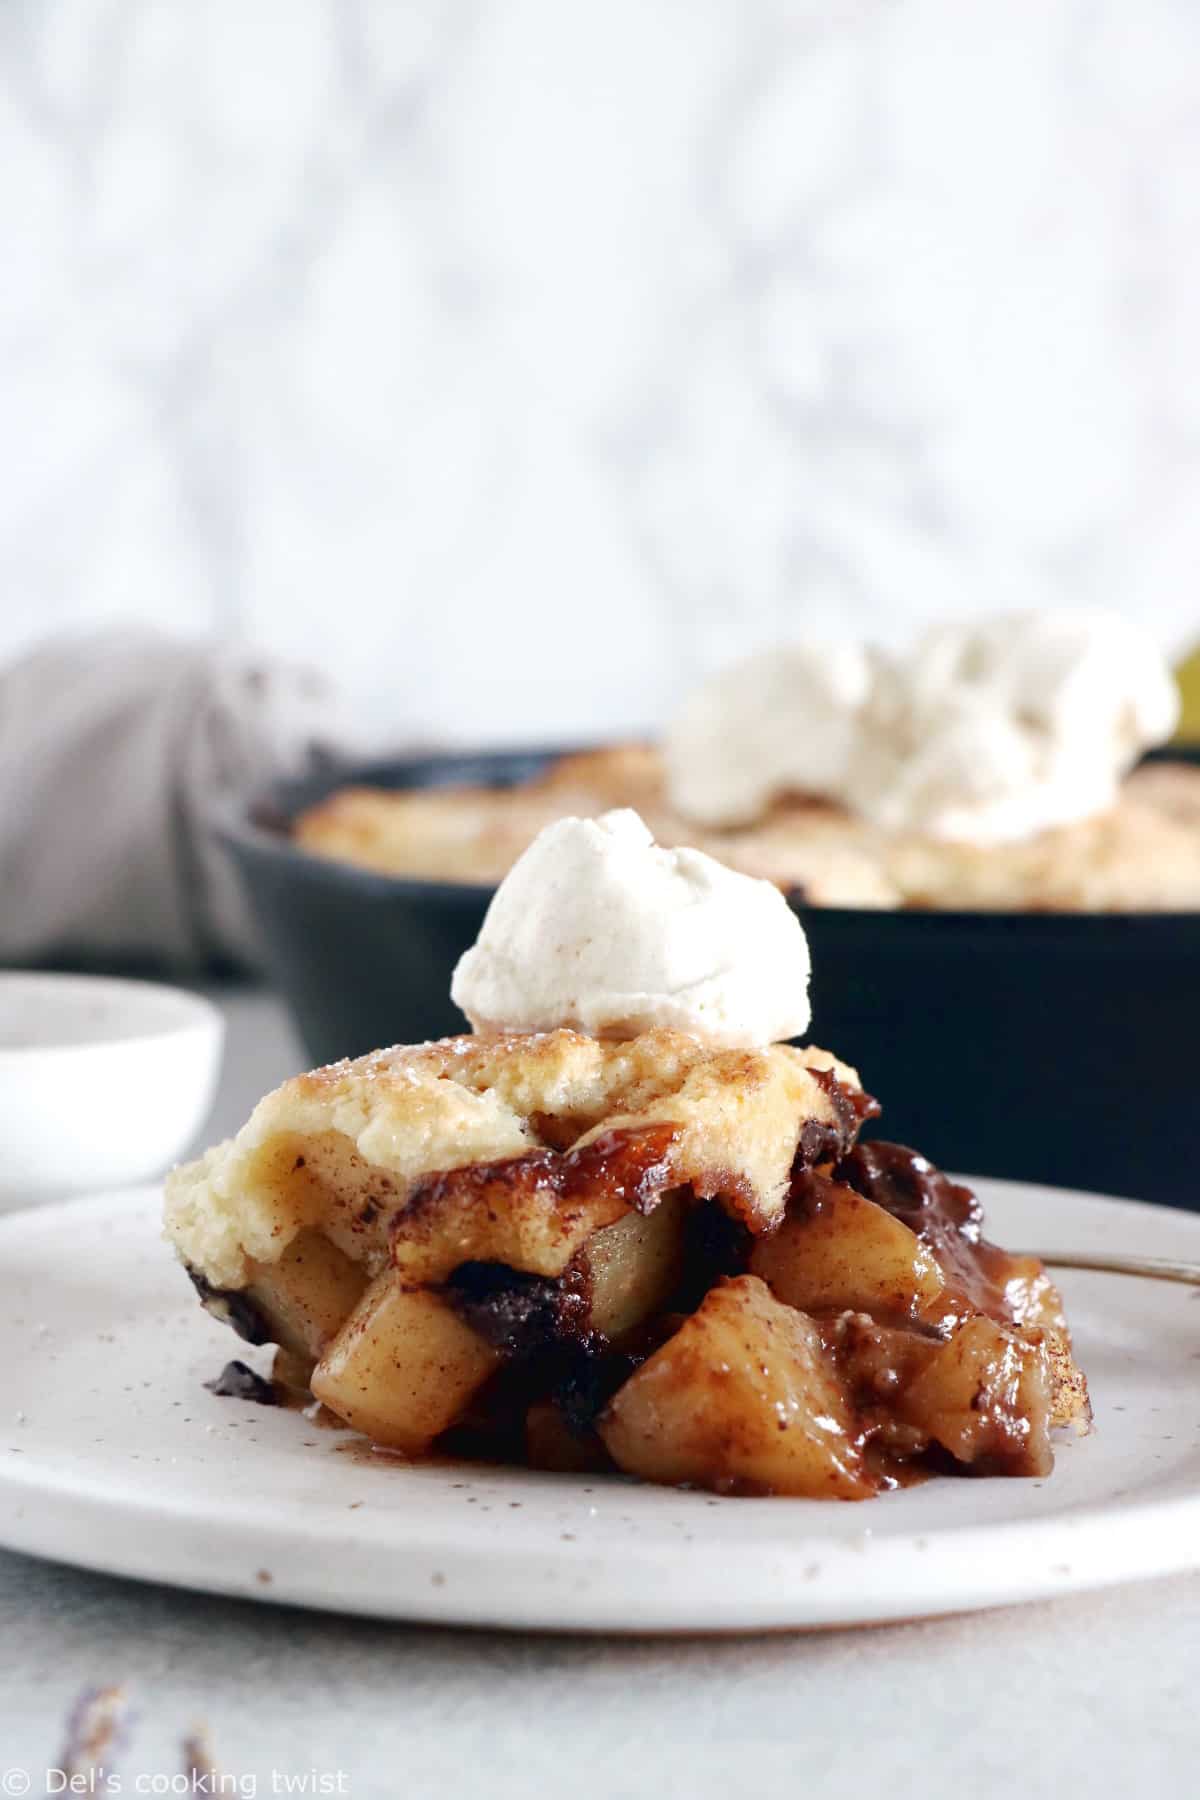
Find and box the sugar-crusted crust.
[293,785,567,886]
[293,753,901,908]
[1123,759,1200,829]
[294,747,1200,912]
[164,1028,866,1291]
[883,783,1200,911]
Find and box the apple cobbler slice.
[167,1028,1088,1497]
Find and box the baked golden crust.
[165,1027,866,1291]
[293,785,566,886]
[532,743,668,812]
[293,757,900,908]
[293,748,1200,912]
[696,803,898,908]
[1124,759,1200,829]
[291,747,671,887]
[883,785,1200,911]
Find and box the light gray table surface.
[1,984,1196,1799]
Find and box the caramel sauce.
[186,1267,272,1346]
[398,1122,681,1240]
[204,1359,278,1404]
[833,1140,1026,1325]
[803,1067,882,1168]
[334,1436,412,1465]
[445,1260,592,1353]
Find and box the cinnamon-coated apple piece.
[243,1230,368,1360]
[599,1275,873,1497]
[578,1189,690,1341]
[749,1183,947,1324]
[897,1315,1054,1476]
[312,1273,501,1452]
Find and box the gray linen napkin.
[0,629,355,969]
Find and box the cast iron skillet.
[220,748,1200,1212]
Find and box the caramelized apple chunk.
[1000,1259,1069,1331]
[599,1275,873,1497]
[897,1315,1054,1476]
[312,1273,501,1452]
[749,1180,946,1325]
[525,1401,613,1475]
[578,1189,690,1340]
[242,1230,369,1360]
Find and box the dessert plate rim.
[2,1178,1199,1634]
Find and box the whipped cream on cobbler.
[843,609,1180,844]
[664,642,871,828]
[450,808,811,1046]
[667,609,1178,846]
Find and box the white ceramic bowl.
[0,973,224,1209]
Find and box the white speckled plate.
[1,1182,1198,1632]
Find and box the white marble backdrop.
[2,0,1199,744]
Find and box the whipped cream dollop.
[841,609,1180,844]
[664,643,872,828]
[451,808,811,1047]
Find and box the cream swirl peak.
[667,610,1178,845]
[842,609,1180,843]
[664,642,871,828]
[451,809,811,1047]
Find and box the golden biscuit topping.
[165,1027,866,1291]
